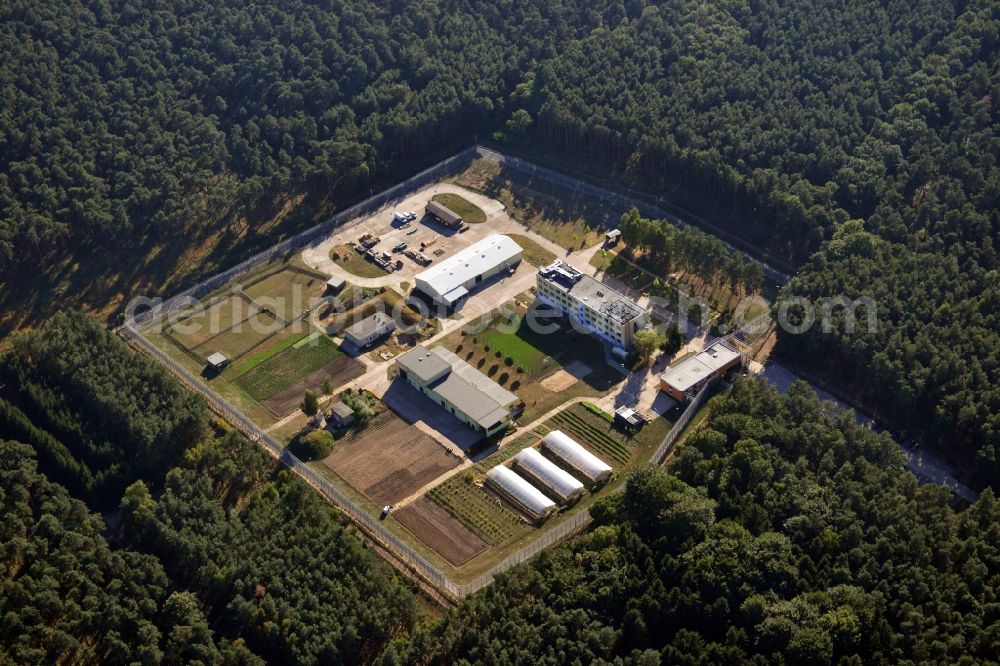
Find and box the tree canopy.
[401,379,1000,663]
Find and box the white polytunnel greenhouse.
[485,465,557,521]
[514,448,585,504]
[541,430,613,484]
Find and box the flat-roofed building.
[326,275,345,292]
[535,260,650,350]
[414,234,523,308]
[395,344,523,436]
[342,311,395,348]
[659,339,744,402]
[425,200,464,228]
[206,352,229,372]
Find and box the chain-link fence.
[650,382,713,465]
[123,144,735,603]
[131,146,480,331]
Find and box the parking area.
[300,182,545,288]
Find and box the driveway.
[381,379,484,454]
[750,359,978,502]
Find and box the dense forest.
[0,314,416,664]
[2,0,997,484]
[400,379,1000,663]
[0,440,259,664]
[778,223,1000,485]
[2,0,1000,661]
[0,0,1000,474]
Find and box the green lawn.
[506,233,557,267]
[431,192,486,223]
[477,319,548,373]
[234,334,344,401]
[329,244,389,278]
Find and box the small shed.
[329,400,355,427]
[326,275,345,293]
[426,201,464,228]
[206,352,229,372]
[614,406,645,431]
[343,312,396,348]
[605,229,622,245]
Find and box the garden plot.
[427,473,527,546]
[323,417,460,505]
[394,497,489,567]
[241,268,329,322]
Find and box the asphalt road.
[754,361,978,503]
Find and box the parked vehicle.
[393,242,407,252]
[406,227,419,235]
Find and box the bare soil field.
[540,360,593,392]
[261,355,365,416]
[394,497,489,566]
[323,418,460,505]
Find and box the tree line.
[397,379,1000,663]
[0,313,416,665]
[618,208,765,296]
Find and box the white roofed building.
[485,466,557,522]
[414,234,523,308]
[541,430,613,484]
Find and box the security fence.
[131,146,480,331]
[650,382,713,465]
[477,145,790,286]
[123,144,728,603]
[477,146,666,220]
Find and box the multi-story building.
[535,260,650,350]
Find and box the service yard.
[300,181,565,295]
[138,150,752,591]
